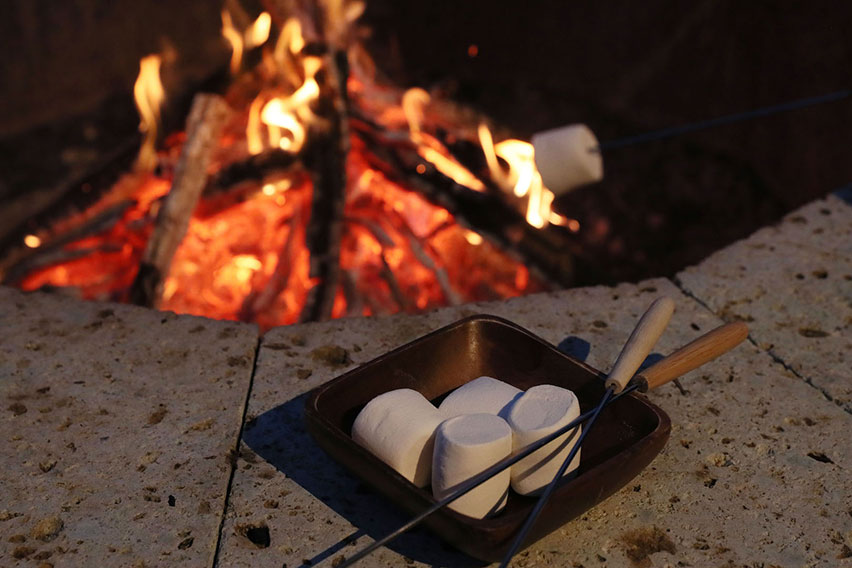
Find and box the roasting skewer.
[498,297,675,567]
[335,316,748,567]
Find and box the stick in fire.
[288,0,352,322]
[129,94,232,308]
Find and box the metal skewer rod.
[595,89,851,151]
[334,384,639,568]
[498,385,615,568]
[499,297,675,567]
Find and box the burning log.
[346,216,410,313]
[386,209,462,306]
[340,269,364,317]
[4,2,567,326]
[204,148,301,196]
[2,200,135,286]
[129,94,232,307]
[0,135,141,276]
[238,214,301,323]
[296,10,352,322]
[352,119,575,287]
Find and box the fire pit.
[1,1,848,330]
[0,0,595,330]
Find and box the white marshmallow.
[432,413,513,519]
[351,388,445,487]
[532,124,603,195]
[506,384,582,496]
[438,376,522,419]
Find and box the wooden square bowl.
[304,315,671,561]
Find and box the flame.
[247,96,265,154]
[221,10,243,74]
[402,88,430,139]
[247,17,319,156]
[133,55,165,172]
[345,1,366,24]
[403,89,486,192]
[261,77,320,121]
[274,18,306,88]
[464,231,483,245]
[261,100,307,151]
[478,124,559,229]
[18,9,552,329]
[244,12,271,49]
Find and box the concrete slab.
[215,279,852,567]
[676,194,852,411]
[0,287,257,567]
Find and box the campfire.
[1,0,592,329]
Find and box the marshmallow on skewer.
[438,376,522,419]
[351,388,446,487]
[532,124,603,196]
[432,413,513,519]
[506,384,582,496]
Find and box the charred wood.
[203,148,301,196]
[353,123,575,287]
[0,135,141,271]
[1,200,135,286]
[238,212,300,323]
[298,51,350,322]
[390,211,462,306]
[129,94,231,307]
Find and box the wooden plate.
[304,314,671,561]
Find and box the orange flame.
[133,55,165,172]
[247,18,320,156]
[244,12,271,49]
[273,18,306,88]
[403,88,486,192]
[478,123,561,229]
[247,96,265,154]
[221,10,243,74]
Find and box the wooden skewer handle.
[605,297,675,393]
[635,321,749,391]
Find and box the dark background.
[1,0,850,284]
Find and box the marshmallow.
[438,376,522,419]
[506,384,582,496]
[532,124,603,195]
[432,413,513,519]
[351,388,445,487]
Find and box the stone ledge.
[676,194,852,412]
[1,192,850,567]
[215,277,852,567]
[0,288,257,567]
